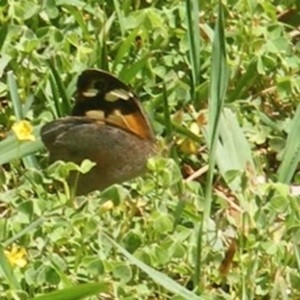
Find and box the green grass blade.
[49,72,62,118]
[22,94,35,117]
[185,0,201,100]
[112,27,140,72]
[97,13,116,70]
[205,0,228,197]
[3,217,45,247]
[196,0,228,288]
[31,282,110,300]
[293,240,300,273]
[113,0,125,37]
[119,53,151,83]
[258,111,283,134]
[160,82,181,164]
[161,82,185,229]
[49,61,71,114]
[103,232,203,300]
[277,99,300,183]
[227,58,257,102]
[97,27,109,71]
[0,24,8,52]
[7,71,23,120]
[207,8,228,148]
[64,5,89,37]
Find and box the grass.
[1,0,300,299]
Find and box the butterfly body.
[41,69,155,195]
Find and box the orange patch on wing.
[105,112,151,140]
[120,113,152,140]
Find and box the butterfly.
[41,69,156,195]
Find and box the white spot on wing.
[112,109,122,116]
[82,88,99,97]
[105,89,132,101]
[86,110,105,119]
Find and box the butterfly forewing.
[72,69,154,141]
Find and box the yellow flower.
[4,245,27,268]
[179,139,198,154]
[178,122,200,155]
[100,200,114,212]
[12,120,35,141]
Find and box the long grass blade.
[112,28,140,72]
[0,24,8,53]
[103,232,203,300]
[161,81,185,229]
[31,282,109,300]
[227,58,257,102]
[97,13,116,70]
[113,0,125,37]
[195,0,228,288]
[3,217,45,247]
[185,0,201,103]
[7,71,23,120]
[49,72,62,118]
[258,111,282,134]
[49,61,71,113]
[119,53,151,83]
[278,100,300,183]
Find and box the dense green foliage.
[1,0,300,299]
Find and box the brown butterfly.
[41,69,156,195]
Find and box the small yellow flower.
[100,200,114,212]
[178,122,200,155]
[12,120,35,141]
[179,139,198,154]
[4,245,27,268]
